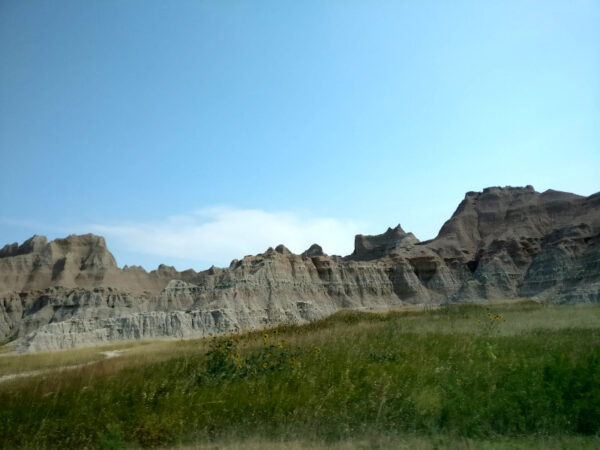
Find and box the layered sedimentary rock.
[1,186,598,352]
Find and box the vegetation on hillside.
[1,300,599,449]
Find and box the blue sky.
[1,0,599,270]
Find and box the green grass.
[1,300,599,449]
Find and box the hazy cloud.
[88,207,366,268]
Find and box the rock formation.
[350,225,419,260]
[1,186,598,352]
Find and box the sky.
[1,0,599,271]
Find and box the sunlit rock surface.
[1,186,598,352]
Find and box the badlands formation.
[1,186,599,353]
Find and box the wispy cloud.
[87,207,365,268]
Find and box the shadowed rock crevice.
[51,258,66,281]
[409,258,438,284]
[466,259,479,274]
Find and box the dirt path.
[0,349,127,383]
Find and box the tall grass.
[0,300,599,449]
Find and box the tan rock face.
[1,186,598,352]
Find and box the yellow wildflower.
[263,362,268,369]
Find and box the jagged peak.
[482,185,535,194]
[464,185,536,200]
[207,265,221,275]
[0,186,596,298]
[386,224,406,234]
[350,225,419,261]
[431,185,594,259]
[0,235,48,258]
[124,264,148,273]
[275,244,291,255]
[52,233,108,247]
[301,244,325,258]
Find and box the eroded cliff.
[1,186,598,352]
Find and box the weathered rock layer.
[1,186,598,352]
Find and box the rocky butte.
[1,186,599,353]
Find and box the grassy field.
[1,300,599,449]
